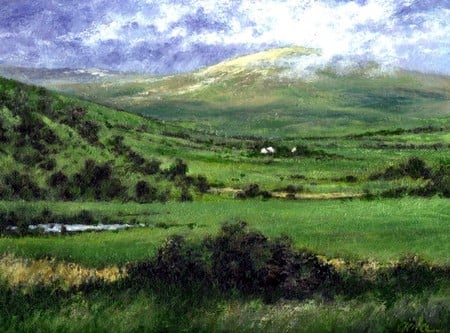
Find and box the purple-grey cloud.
[0,0,448,75]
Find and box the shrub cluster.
[373,158,450,198]
[110,135,162,175]
[236,184,272,199]
[370,157,432,181]
[2,170,44,200]
[127,222,339,301]
[48,159,126,201]
[60,107,100,144]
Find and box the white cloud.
[6,0,447,74]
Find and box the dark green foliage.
[109,135,162,175]
[415,165,450,198]
[179,187,193,202]
[207,222,338,299]
[127,235,209,286]
[48,170,68,187]
[135,180,158,203]
[109,135,126,154]
[0,118,9,143]
[344,175,358,183]
[36,87,54,116]
[193,175,210,193]
[3,170,43,200]
[377,255,445,295]
[377,160,449,198]
[38,158,56,171]
[128,222,339,301]
[65,160,126,200]
[142,159,161,175]
[97,177,126,200]
[397,316,439,333]
[165,158,188,180]
[78,120,100,144]
[77,210,95,225]
[283,185,304,193]
[236,184,272,199]
[128,150,145,166]
[370,157,432,181]
[61,106,87,126]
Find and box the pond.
[8,223,146,233]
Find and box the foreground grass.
[1,196,448,266]
[0,282,448,333]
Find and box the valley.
[0,48,449,332]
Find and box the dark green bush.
[48,171,68,187]
[128,150,145,166]
[142,159,161,175]
[3,171,43,200]
[236,184,272,199]
[135,180,158,203]
[165,158,188,180]
[370,157,432,181]
[193,175,210,193]
[78,120,100,144]
[96,177,126,200]
[38,158,56,171]
[128,222,339,301]
[127,235,209,286]
[179,187,193,202]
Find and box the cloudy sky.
[0,0,449,75]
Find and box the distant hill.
[3,47,450,136]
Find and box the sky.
[0,0,449,75]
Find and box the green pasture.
[1,197,448,267]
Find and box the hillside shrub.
[78,120,100,144]
[179,187,193,202]
[96,177,126,200]
[38,158,56,171]
[370,157,432,181]
[165,158,188,180]
[64,160,126,200]
[3,171,43,200]
[135,180,158,203]
[142,159,161,175]
[0,119,9,142]
[61,106,87,126]
[128,150,145,166]
[194,175,210,193]
[48,171,68,187]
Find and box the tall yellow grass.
[0,254,125,290]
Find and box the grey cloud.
[0,0,448,74]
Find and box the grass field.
[1,197,449,267]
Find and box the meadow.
[1,197,449,267]
[1,64,449,332]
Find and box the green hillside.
[53,47,450,137]
[0,77,224,203]
[1,74,449,203]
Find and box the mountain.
[0,66,150,86]
[3,47,450,136]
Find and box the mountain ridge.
[1,47,449,137]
